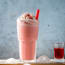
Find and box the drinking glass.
[54,42,64,62]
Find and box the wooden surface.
[0,63,65,65]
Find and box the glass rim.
[54,42,64,48]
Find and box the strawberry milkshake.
[17,11,39,62]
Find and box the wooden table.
[0,63,65,65]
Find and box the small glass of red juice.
[54,42,64,62]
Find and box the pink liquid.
[54,48,64,59]
[19,41,36,60]
[17,20,39,60]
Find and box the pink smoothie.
[19,41,36,60]
[17,13,39,61]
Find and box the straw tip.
[37,9,40,11]
[35,9,40,20]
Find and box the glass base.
[20,59,36,63]
[54,59,64,63]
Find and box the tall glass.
[54,42,64,62]
[17,19,39,62]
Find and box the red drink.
[54,48,64,59]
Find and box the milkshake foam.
[17,13,39,25]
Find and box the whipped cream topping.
[20,13,34,20]
[17,13,39,24]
